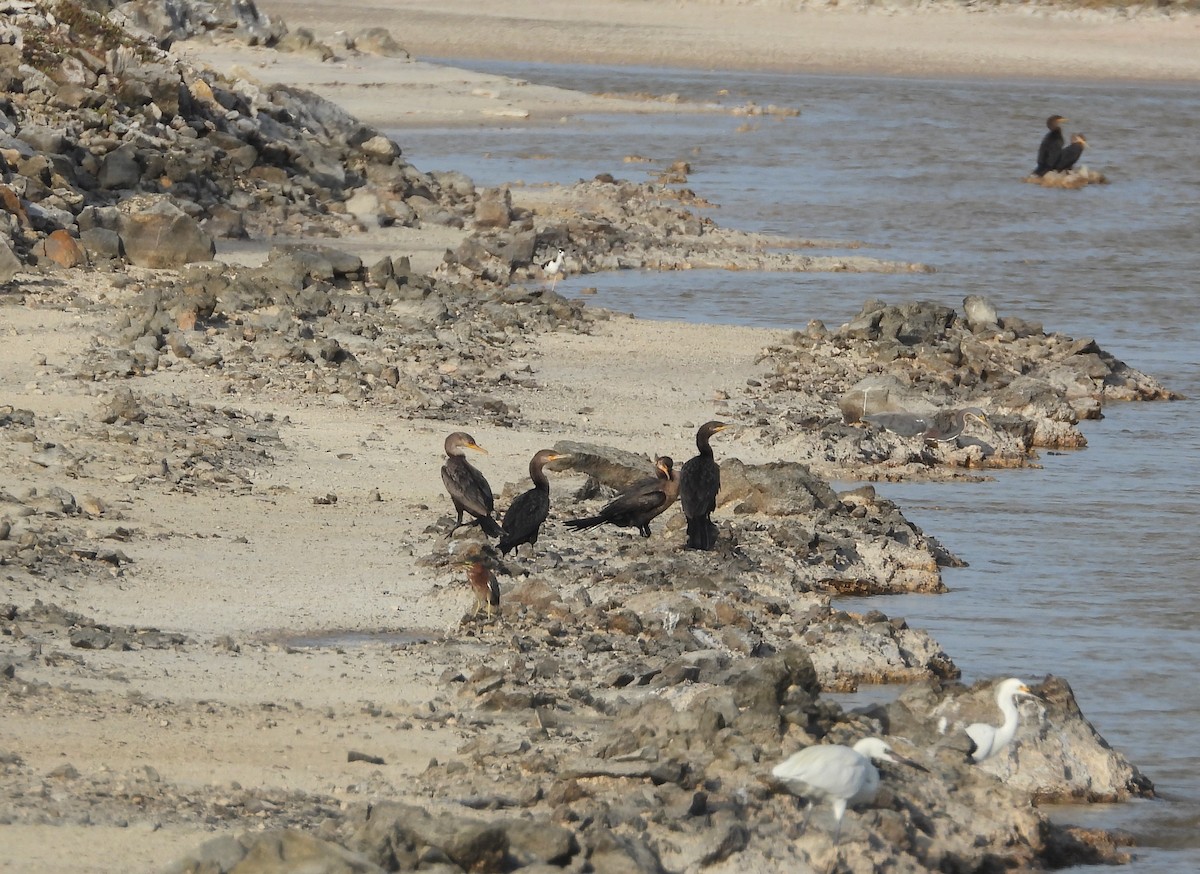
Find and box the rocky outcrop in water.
[731,297,1181,482]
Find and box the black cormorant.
[1054,134,1086,172]
[1034,115,1066,177]
[679,421,728,550]
[499,449,570,555]
[441,432,502,537]
[564,456,679,538]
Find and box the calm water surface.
[391,64,1200,870]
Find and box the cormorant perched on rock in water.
[499,449,571,555]
[441,432,501,537]
[565,456,679,538]
[1054,134,1087,172]
[679,421,728,550]
[1034,115,1066,176]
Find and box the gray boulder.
[117,198,214,267]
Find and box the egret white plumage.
[965,677,1037,763]
[772,737,916,844]
[542,247,566,290]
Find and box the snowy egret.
[542,248,566,290]
[772,737,917,844]
[679,421,728,550]
[965,677,1037,763]
[441,432,501,537]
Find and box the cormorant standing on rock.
[1034,115,1066,176]
[441,432,501,537]
[565,456,679,538]
[499,449,571,555]
[679,421,728,550]
[1054,134,1086,172]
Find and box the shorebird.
[542,248,566,291]
[966,678,1038,763]
[772,738,920,845]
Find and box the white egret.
[542,247,566,290]
[965,677,1036,763]
[772,737,914,844]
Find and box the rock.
[117,198,215,267]
[501,819,579,866]
[718,458,839,516]
[553,441,662,490]
[99,387,147,424]
[99,143,141,190]
[164,830,384,874]
[0,236,22,283]
[963,294,1000,332]
[347,801,508,872]
[35,230,86,268]
[352,27,409,58]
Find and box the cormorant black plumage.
[499,449,569,555]
[1034,115,1066,177]
[679,422,728,550]
[565,456,679,538]
[441,432,502,537]
[1054,134,1086,172]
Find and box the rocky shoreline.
[0,1,1179,872]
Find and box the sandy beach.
[2,1,1193,871]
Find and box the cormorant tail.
[563,516,604,532]
[478,516,502,538]
[686,517,717,550]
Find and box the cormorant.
[1034,115,1066,177]
[499,449,570,555]
[441,432,502,537]
[679,421,728,550]
[564,456,679,538]
[863,407,988,445]
[1054,134,1086,172]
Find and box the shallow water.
[391,63,1200,870]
